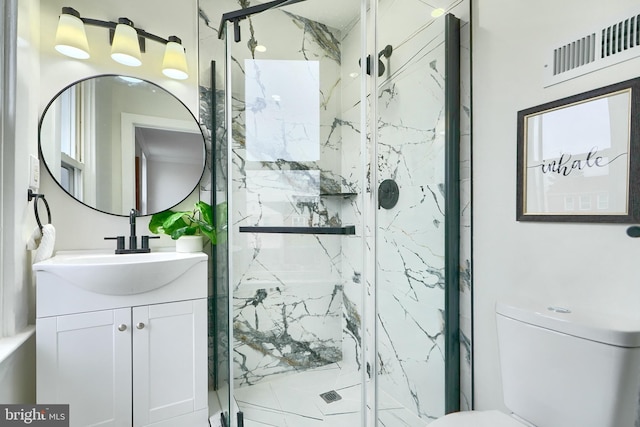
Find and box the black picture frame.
[516,77,640,223]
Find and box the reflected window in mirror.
[56,82,88,201]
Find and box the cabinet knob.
[118,324,127,332]
[136,322,145,330]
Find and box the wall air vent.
[601,15,640,58]
[552,33,597,75]
[544,12,640,87]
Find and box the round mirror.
[39,75,206,216]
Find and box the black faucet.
[129,208,138,250]
[104,208,159,254]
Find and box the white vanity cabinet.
[34,251,209,427]
[132,300,207,427]
[37,308,133,426]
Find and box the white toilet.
[432,296,640,427]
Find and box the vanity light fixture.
[161,36,189,79]
[110,18,142,67]
[54,7,90,59]
[54,7,189,80]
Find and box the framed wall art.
[516,77,640,222]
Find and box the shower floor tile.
[210,363,430,426]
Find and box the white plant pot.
[175,235,203,253]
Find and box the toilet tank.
[496,297,640,427]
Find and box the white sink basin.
[33,250,208,295]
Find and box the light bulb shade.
[54,11,90,59]
[111,21,142,67]
[162,38,189,80]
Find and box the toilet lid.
[429,410,525,427]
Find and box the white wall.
[7,0,40,336]
[0,0,40,403]
[473,0,640,412]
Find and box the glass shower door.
[218,0,464,425]
[223,2,368,426]
[374,1,462,423]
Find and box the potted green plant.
[148,201,226,252]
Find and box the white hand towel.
[26,226,42,250]
[29,224,56,263]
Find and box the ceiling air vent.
[544,11,640,87]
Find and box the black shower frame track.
[444,13,461,415]
[210,60,220,391]
[218,0,308,42]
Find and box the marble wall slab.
[232,280,343,386]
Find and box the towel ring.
[27,189,52,232]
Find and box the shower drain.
[319,390,342,404]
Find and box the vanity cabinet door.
[132,299,208,427]
[37,308,133,427]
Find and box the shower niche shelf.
[239,225,355,235]
[319,192,357,197]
